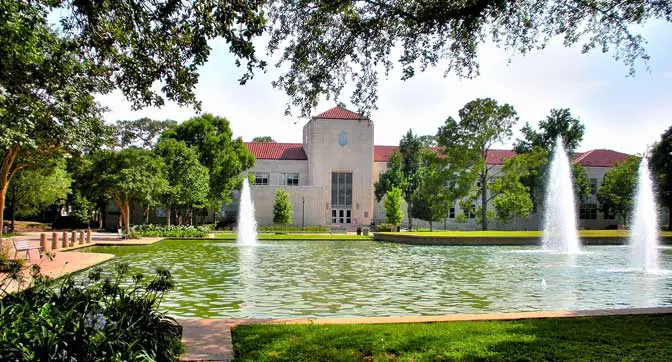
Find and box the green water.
[81,239,672,318]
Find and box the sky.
[99,21,672,155]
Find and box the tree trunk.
[98,209,103,229]
[144,205,150,224]
[480,170,488,231]
[666,204,671,231]
[429,221,433,232]
[167,208,171,226]
[124,201,131,235]
[407,203,413,231]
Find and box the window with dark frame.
[254,172,269,185]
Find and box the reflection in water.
[80,240,672,318]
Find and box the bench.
[329,226,348,234]
[12,238,42,260]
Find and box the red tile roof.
[244,142,307,160]
[571,149,630,167]
[315,106,366,120]
[245,142,629,167]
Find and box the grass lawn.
[380,230,672,238]
[232,314,672,361]
[214,233,372,241]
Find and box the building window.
[579,203,598,220]
[282,173,299,186]
[463,204,475,219]
[603,207,615,220]
[331,172,352,207]
[449,207,455,219]
[254,172,269,185]
[590,178,598,195]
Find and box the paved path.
[179,307,672,361]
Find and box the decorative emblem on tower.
[338,131,348,146]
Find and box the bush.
[0,263,183,361]
[257,225,328,233]
[133,224,210,238]
[376,223,398,232]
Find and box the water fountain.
[630,157,659,271]
[541,136,581,253]
[237,178,257,245]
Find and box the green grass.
[381,230,672,238]
[214,233,372,241]
[232,314,672,361]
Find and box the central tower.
[303,106,374,226]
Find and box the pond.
[80,240,672,319]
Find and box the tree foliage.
[409,152,453,230]
[163,114,255,208]
[597,156,640,225]
[436,98,518,230]
[651,125,672,230]
[384,187,404,227]
[266,0,669,116]
[273,189,292,225]
[90,149,168,234]
[115,118,177,149]
[7,160,71,228]
[572,163,592,205]
[252,136,276,143]
[155,139,210,225]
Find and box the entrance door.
[331,209,352,224]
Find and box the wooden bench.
[12,238,42,260]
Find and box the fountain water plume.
[541,136,581,253]
[630,157,659,271]
[237,178,257,245]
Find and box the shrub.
[0,263,183,361]
[376,223,398,232]
[133,224,210,237]
[257,225,328,233]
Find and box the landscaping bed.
[214,233,372,241]
[232,314,672,361]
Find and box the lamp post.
[301,197,305,230]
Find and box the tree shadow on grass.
[232,314,672,362]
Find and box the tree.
[91,149,168,234]
[572,164,592,205]
[273,189,292,225]
[513,109,587,206]
[597,156,640,226]
[651,125,672,230]
[409,153,452,231]
[115,118,177,149]
[155,139,210,226]
[436,98,518,230]
[0,1,109,230]
[267,1,668,116]
[374,130,425,229]
[384,187,404,228]
[68,155,112,229]
[252,136,276,143]
[6,160,72,230]
[70,190,96,228]
[162,114,255,218]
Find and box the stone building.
[237,106,637,230]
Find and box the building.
[237,106,634,230]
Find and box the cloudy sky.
[100,21,672,155]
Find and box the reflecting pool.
[80,240,672,318]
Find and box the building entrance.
[331,172,352,225]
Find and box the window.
[579,203,598,220]
[282,173,300,186]
[254,172,269,185]
[470,204,476,219]
[331,172,352,207]
[603,207,615,220]
[449,207,455,219]
[590,178,598,195]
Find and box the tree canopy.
[597,156,640,225]
[384,187,404,227]
[650,125,672,230]
[252,136,276,143]
[115,118,177,149]
[162,114,255,208]
[436,98,518,230]
[273,189,292,225]
[266,0,670,116]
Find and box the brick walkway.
[179,307,672,361]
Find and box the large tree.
[155,139,210,226]
[384,187,404,228]
[374,130,425,229]
[513,108,587,207]
[597,156,640,226]
[6,160,72,231]
[436,98,518,230]
[409,152,454,231]
[162,114,255,218]
[91,149,168,234]
[267,1,670,116]
[651,125,672,230]
[252,136,276,143]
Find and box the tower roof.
[314,106,367,120]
